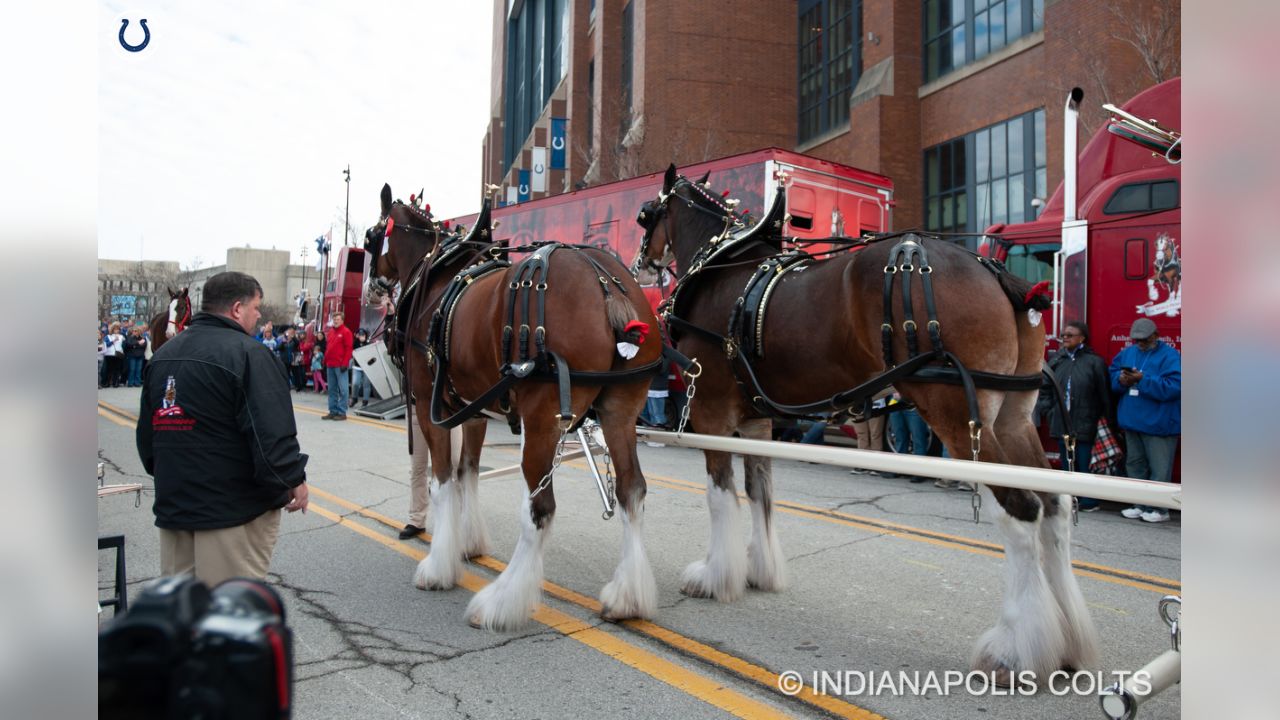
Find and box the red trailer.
[446,147,895,309]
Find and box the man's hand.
[286,482,309,513]
[1119,369,1143,387]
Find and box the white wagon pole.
[635,428,1182,511]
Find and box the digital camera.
[99,575,294,719]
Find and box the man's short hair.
[1065,320,1090,341]
[201,272,263,314]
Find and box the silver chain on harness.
[530,427,572,499]
[676,359,702,436]
[969,420,983,523]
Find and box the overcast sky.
[98,1,493,269]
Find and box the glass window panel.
[951,26,965,70]
[928,197,940,229]
[925,0,940,38]
[993,178,1008,224]
[1152,180,1179,209]
[953,139,967,188]
[950,0,965,28]
[1104,184,1150,214]
[975,0,989,9]
[956,190,968,227]
[940,144,952,193]
[975,12,990,58]
[1009,173,1025,223]
[1036,168,1046,201]
[1033,0,1044,30]
[1034,109,1045,166]
[942,195,954,228]
[938,33,952,74]
[990,1,1006,50]
[927,150,941,194]
[976,129,990,181]
[991,123,1007,177]
[1007,0,1023,41]
[975,183,990,227]
[1007,116,1024,172]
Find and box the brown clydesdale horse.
[148,287,191,354]
[631,165,1099,684]
[367,184,664,630]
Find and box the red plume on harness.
[616,320,650,359]
[1024,280,1051,305]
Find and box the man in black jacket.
[137,271,309,586]
[1038,320,1111,511]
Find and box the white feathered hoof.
[413,552,459,591]
[600,565,657,621]
[679,557,746,602]
[465,581,538,632]
[746,538,789,592]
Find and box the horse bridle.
[634,177,745,276]
[366,202,443,296]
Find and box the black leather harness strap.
[426,242,668,431]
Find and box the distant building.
[97,259,182,323]
[98,247,317,326]
[481,0,1179,243]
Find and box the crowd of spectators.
[99,314,382,405]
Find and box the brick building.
[481,0,1178,243]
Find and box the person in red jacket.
[322,311,354,420]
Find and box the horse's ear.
[380,183,393,217]
[696,171,710,185]
[167,287,175,298]
[663,164,676,194]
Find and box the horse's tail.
[605,292,639,336]
[991,264,1052,312]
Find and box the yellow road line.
[98,407,135,428]
[308,486,882,719]
[293,404,406,433]
[305,502,794,720]
[100,399,1182,593]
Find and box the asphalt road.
[97,386,1181,719]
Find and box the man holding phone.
[1109,317,1181,522]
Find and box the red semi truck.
[979,78,1182,473]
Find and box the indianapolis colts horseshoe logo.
[119,18,150,52]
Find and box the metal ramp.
[354,395,406,420]
[352,343,406,419]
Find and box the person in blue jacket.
[1110,317,1181,523]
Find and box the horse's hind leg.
[739,418,787,592]
[990,390,1100,672]
[466,397,561,631]
[682,416,748,602]
[456,418,491,558]
[414,424,467,590]
[594,388,658,621]
[919,389,1067,684]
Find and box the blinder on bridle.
[633,197,670,274]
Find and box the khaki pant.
[409,421,430,527]
[852,416,886,452]
[159,509,282,587]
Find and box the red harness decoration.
[1024,280,1051,306]
[623,320,650,344]
[174,301,192,332]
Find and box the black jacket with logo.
[137,313,308,530]
[1038,344,1112,444]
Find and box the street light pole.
[343,165,351,247]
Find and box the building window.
[923,0,1044,83]
[924,138,967,233]
[586,59,595,155]
[503,0,571,173]
[924,108,1046,239]
[798,0,862,144]
[621,2,633,115]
